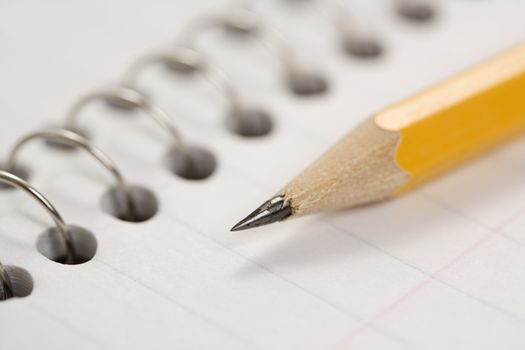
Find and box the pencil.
[231,42,525,231]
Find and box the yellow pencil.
[231,42,525,231]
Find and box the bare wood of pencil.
[231,43,525,231]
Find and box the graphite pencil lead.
[230,196,292,232]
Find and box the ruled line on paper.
[95,259,263,350]
[332,201,525,349]
[158,211,422,350]
[28,302,111,350]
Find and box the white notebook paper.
[1,0,525,349]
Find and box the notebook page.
[1,0,525,349]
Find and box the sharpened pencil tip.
[230,196,292,232]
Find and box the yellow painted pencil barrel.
[377,43,525,192]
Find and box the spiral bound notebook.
[2,0,525,349]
